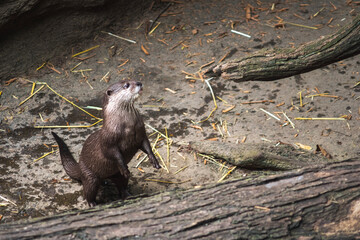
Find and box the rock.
[0,0,136,82]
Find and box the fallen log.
[1,158,360,239]
[207,14,360,81]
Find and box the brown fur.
[52,80,160,207]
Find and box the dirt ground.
[0,0,359,223]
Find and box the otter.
[52,80,161,207]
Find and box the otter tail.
[51,132,82,182]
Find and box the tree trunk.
[207,14,360,82]
[1,158,360,239]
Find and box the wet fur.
[52,81,160,207]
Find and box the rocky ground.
[0,0,359,222]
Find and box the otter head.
[103,80,143,114]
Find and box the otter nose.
[136,82,142,87]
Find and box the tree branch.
[207,14,360,82]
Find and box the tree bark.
[207,14,360,82]
[1,158,360,239]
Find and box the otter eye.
[123,83,130,89]
[106,90,112,96]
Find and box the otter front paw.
[154,161,161,169]
[150,156,161,169]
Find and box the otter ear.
[106,90,112,96]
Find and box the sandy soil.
[0,0,359,222]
